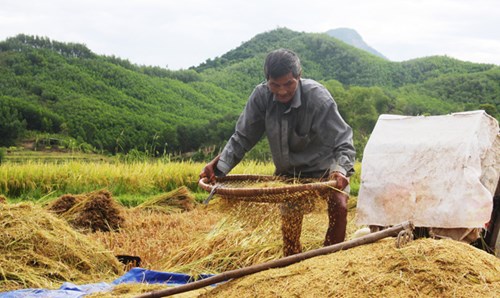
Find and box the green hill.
[196,28,496,89]
[1,29,499,159]
[0,34,243,153]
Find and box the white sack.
[356,110,500,228]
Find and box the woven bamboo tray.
[198,174,338,203]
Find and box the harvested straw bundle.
[0,203,123,291]
[47,194,83,214]
[202,238,500,298]
[92,206,224,269]
[135,186,196,213]
[50,189,125,232]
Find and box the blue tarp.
[0,268,214,298]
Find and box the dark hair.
[264,49,302,80]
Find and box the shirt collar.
[290,80,302,109]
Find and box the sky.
[1,0,499,70]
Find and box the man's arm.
[318,93,355,187]
[216,86,267,175]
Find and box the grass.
[0,160,202,202]
[0,148,360,206]
[0,159,360,204]
[0,155,282,205]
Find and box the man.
[200,48,355,256]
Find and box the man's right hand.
[199,154,221,183]
[329,171,349,191]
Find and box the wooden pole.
[135,220,414,298]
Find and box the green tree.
[0,105,26,146]
[479,103,498,118]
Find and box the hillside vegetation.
[1,28,499,159]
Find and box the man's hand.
[199,154,221,183]
[329,171,349,191]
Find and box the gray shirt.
[217,78,355,178]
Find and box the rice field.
[3,158,498,297]
[0,159,277,204]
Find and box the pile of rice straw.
[47,189,125,232]
[159,199,284,275]
[0,203,123,291]
[201,237,500,298]
[92,206,223,269]
[159,198,358,275]
[134,186,196,213]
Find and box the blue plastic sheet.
[0,268,214,298]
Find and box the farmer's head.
[265,49,302,103]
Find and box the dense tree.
[0,105,26,146]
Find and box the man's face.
[267,72,300,104]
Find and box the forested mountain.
[1,29,499,159]
[196,28,496,91]
[0,34,243,153]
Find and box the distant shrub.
[0,147,5,164]
[117,148,150,163]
